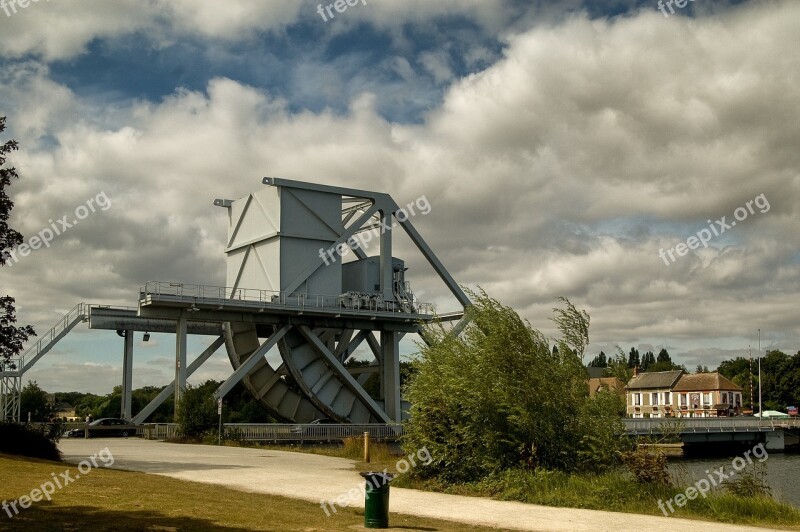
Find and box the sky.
[0,0,798,395]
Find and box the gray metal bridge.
[2,178,471,426]
[623,417,800,450]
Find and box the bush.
[0,422,62,461]
[621,445,671,485]
[724,466,771,498]
[403,291,628,483]
[176,384,218,440]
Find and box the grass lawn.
[0,453,495,531]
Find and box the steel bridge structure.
[0,178,470,425]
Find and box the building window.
[703,393,711,406]
[722,392,728,404]
[664,392,671,405]
[680,394,687,407]
[651,392,659,406]
[633,393,641,406]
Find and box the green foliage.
[621,445,671,485]
[719,351,800,411]
[627,347,640,368]
[0,422,62,461]
[176,381,220,440]
[0,118,36,365]
[20,380,55,422]
[577,390,630,466]
[724,465,771,498]
[609,349,633,383]
[587,351,607,368]
[403,290,627,483]
[395,467,800,528]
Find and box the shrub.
[0,422,62,461]
[724,466,771,498]
[403,291,628,483]
[176,384,218,440]
[621,445,671,485]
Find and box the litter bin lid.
[360,471,395,482]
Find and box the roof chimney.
[633,366,640,377]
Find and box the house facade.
[625,370,744,418]
[671,372,743,417]
[625,370,683,418]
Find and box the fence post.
[364,431,370,463]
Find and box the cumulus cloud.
[2,0,799,393]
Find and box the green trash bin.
[360,472,395,529]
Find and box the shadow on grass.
[1,502,252,531]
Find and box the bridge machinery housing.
[1,178,469,424]
[201,177,469,423]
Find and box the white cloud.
[2,1,799,393]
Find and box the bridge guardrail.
[623,417,800,434]
[139,423,403,442]
[140,281,434,317]
[31,422,403,442]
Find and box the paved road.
[59,439,775,532]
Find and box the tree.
[0,116,35,365]
[176,381,219,439]
[403,290,626,483]
[640,351,656,371]
[627,347,640,369]
[588,351,607,368]
[609,349,633,383]
[20,380,54,422]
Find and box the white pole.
[758,329,762,418]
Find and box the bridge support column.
[121,329,134,420]
[174,314,188,419]
[766,430,785,451]
[381,331,401,422]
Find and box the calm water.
[668,452,800,506]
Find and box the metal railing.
[17,303,89,374]
[623,417,800,435]
[137,423,403,442]
[140,281,433,316]
[224,423,403,442]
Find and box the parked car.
[67,418,137,438]
[310,418,337,424]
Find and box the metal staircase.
[0,303,89,422]
[21,303,89,373]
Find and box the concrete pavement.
[59,438,776,532]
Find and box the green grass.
[0,453,497,531]
[392,467,800,530]
[253,437,402,473]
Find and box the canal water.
[668,452,800,506]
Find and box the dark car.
[67,418,137,438]
[310,418,337,424]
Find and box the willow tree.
[403,290,625,482]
